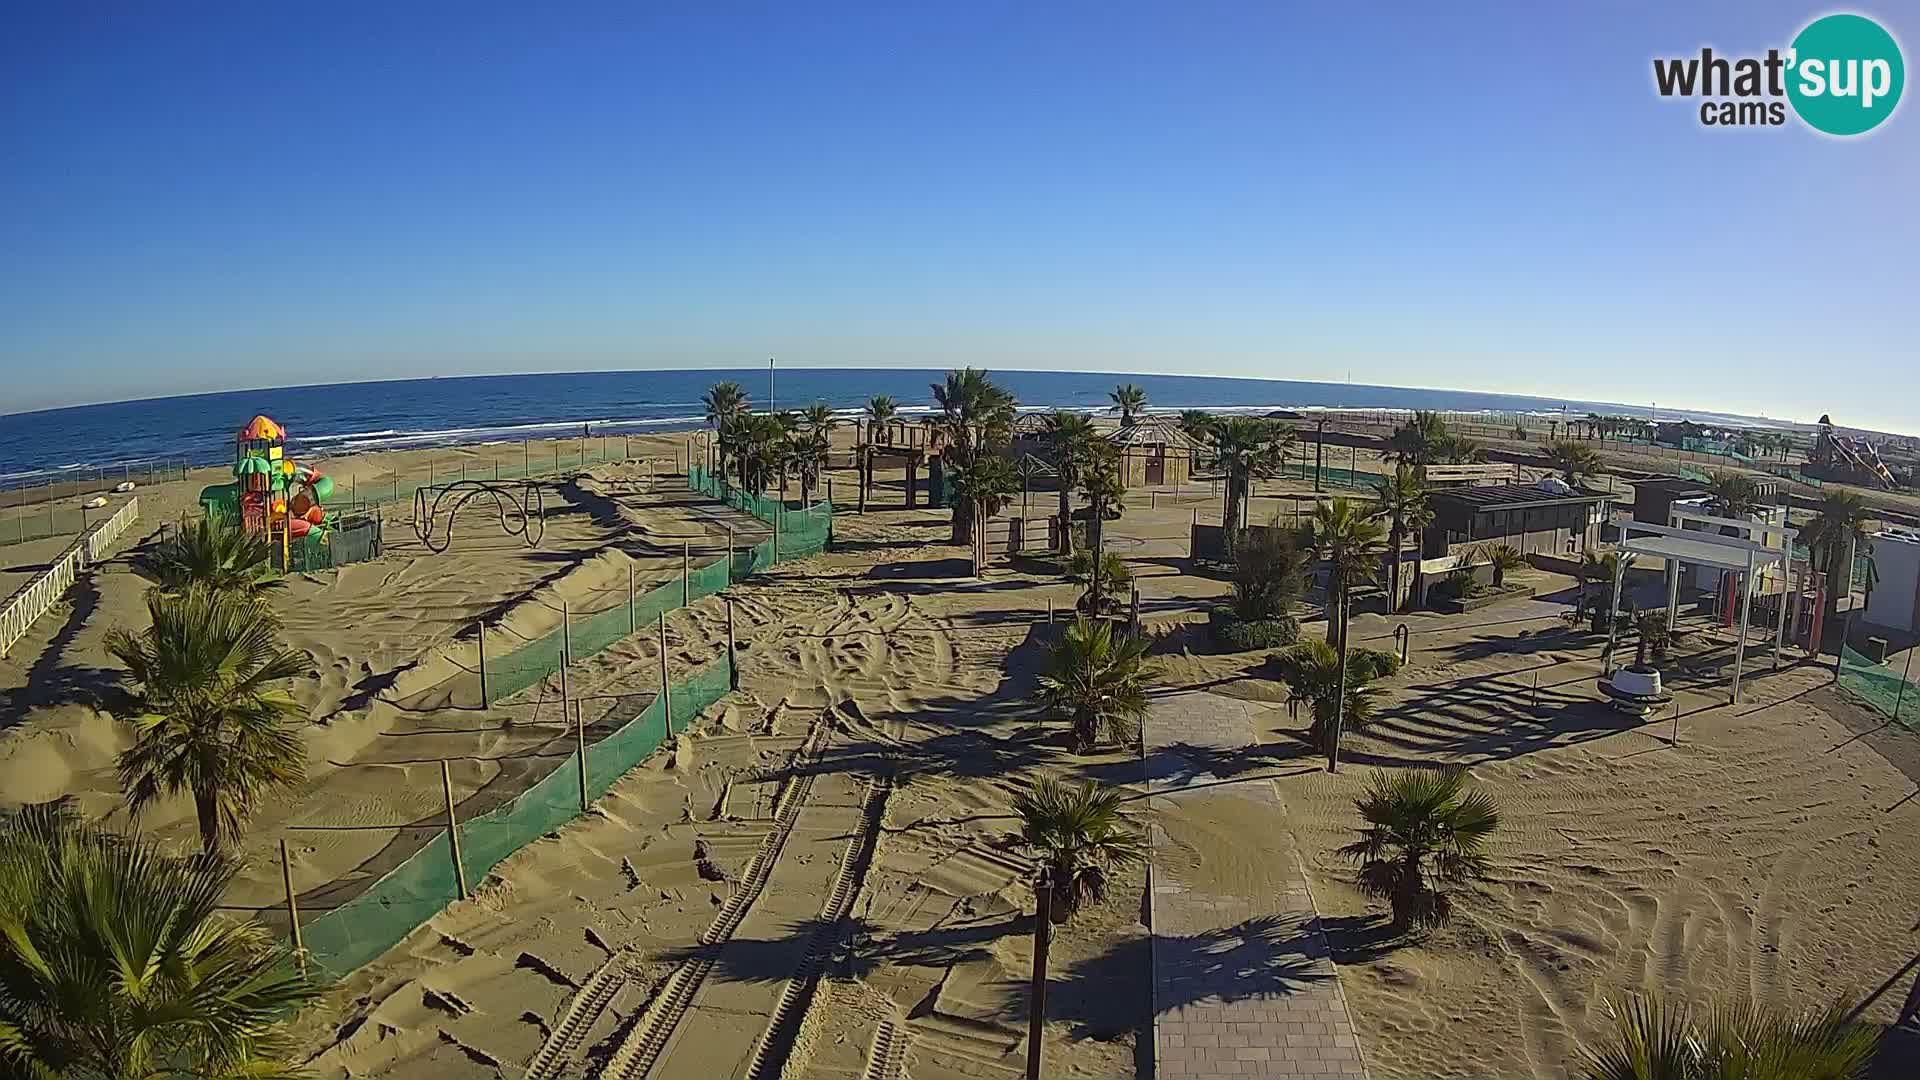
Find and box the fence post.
[279,839,305,975]
[477,620,488,705]
[727,598,740,691]
[575,695,589,812]
[683,540,691,606]
[442,760,469,900]
[772,514,780,562]
[1190,507,1199,559]
[427,458,434,490]
[525,441,531,476]
[658,613,672,732]
[628,566,637,635]
[1047,597,1054,624]
[727,525,736,581]
[562,597,572,670]
[1129,586,1141,638]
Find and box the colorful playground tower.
[1810,414,1897,489]
[206,415,337,555]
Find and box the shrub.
[1066,550,1132,613]
[1231,524,1307,620]
[1209,605,1299,651]
[1349,647,1402,679]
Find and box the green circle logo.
[1787,13,1904,135]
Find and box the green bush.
[1349,647,1402,679]
[1208,605,1299,651]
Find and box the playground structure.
[196,414,384,572]
[410,479,547,553]
[1807,414,1898,489]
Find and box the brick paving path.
[1146,691,1370,1079]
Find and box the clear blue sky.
[3,2,1913,430]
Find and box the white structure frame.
[1609,510,1798,705]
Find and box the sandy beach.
[4,430,1917,1079]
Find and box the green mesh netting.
[1838,645,1920,732]
[298,469,827,979]
[301,655,733,979]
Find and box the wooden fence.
[1,497,140,657]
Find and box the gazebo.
[1607,509,1799,705]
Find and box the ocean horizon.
[0,367,1796,485]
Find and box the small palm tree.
[1066,549,1133,614]
[949,452,1020,543]
[1309,498,1386,653]
[0,805,320,1078]
[1581,994,1876,1079]
[1178,409,1219,444]
[1041,411,1097,556]
[104,587,313,857]
[704,381,750,477]
[1110,383,1147,427]
[1011,778,1145,923]
[1037,616,1150,751]
[1274,639,1382,753]
[1486,543,1525,587]
[1705,471,1762,518]
[1802,490,1874,627]
[1372,465,1430,613]
[139,513,282,599]
[1547,441,1603,486]
[1208,417,1293,554]
[1339,768,1499,931]
[865,394,898,430]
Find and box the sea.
[0,368,1777,488]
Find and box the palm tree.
[1274,639,1382,753]
[790,402,837,506]
[1372,464,1430,613]
[1575,550,1634,627]
[1309,498,1385,654]
[1066,549,1133,614]
[1041,411,1097,556]
[1802,490,1874,631]
[864,394,898,431]
[948,453,1020,545]
[1231,519,1307,620]
[1547,441,1603,486]
[860,395,898,502]
[1339,768,1499,931]
[1110,383,1147,428]
[1178,409,1218,444]
[1208,417,1293,555]
[932,368,1017,544]
[704,381,750,478]
[1705,471,1762,519]
[104,586,313,857]
[0,806,320,1079]
[1580,994,1876,1079]
[1486,543,1525,587]
[1037,616,1150,751]
[1386,411,1452,472]
[1011,778,1145,923]
[139,514,282,599]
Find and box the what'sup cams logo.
[1654,12,1904,134]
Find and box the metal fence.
[1,498,140,657]
[1838,645,1920,732]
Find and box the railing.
[1,497,139,657]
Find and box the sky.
[2,2,1914,430]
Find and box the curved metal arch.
[411,480,545,553]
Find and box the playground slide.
[1832,433,1896,488]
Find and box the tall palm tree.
[1208,417,1293,555]
[104,587,313,857]
[1705,471,1762,519]
[790,402,837,506]
[860,395,899,502]
[1041,411,1097,556]
[1178,409,1218,444]
[1581,994,1876,1080]
[1372,464,1430,613]
[1309,498,1385,653]
[1011,778,1144,924]
[704,381,750,478]
[139,513,282,600]
[1547,441,1603,486]
[1801,490,1874,630]
[1109,383,1147,428]
[1077,444,1126,560]
[864,394,898,431]
[1386,411,1452,472]
[1274,640,1383,753]
[931,368,1017,544]
[1339,768,1499,931]
[948,453,1020,545]
[1037,616,1150,751]
[0,806,320,1079]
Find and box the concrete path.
[1146,691,1369,1079]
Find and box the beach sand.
[5,432,1918,1078]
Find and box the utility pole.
[1025,868,1053,1080]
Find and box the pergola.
[1608,510,1799,704]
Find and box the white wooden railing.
[0,497,139,658]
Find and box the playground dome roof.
[237,415,285,443]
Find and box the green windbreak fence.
[297,471,830,979]
[1838,645,1920,733]
[299,655,734,979]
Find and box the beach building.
[1864,528,1920,634]
[1008,413,1198,488]
[1421,480,1612,559]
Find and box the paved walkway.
[1146,691,1369,1079]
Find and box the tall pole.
[476,620,488,705]
[575,695,589,811]
[1732,548,1756,704]
[682,540,691,606]
[1329,586,1349,773]
[727,597,740,690]
[658,613,672,731]
[768,356,776,415]
[628,565,637,634]
[1025,868,1053,1080]
[1894,644,1915,724]
[279,839,305,974]
[442,760,469,900]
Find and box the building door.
[1145,450,1166,486]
